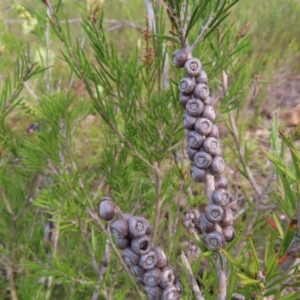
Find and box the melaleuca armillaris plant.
[1,0,300,300]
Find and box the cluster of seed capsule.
[99,196,181,300]
[173,48,235,250]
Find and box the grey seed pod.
[184,58,202,77]
[190,165,206,182]
[222,226,235,242]
[209,156,225,175]
[139,251,158,270]
[179,93,191,107]
[182,113,196,129]
[195,70,208,84]
[99,199,115,221]
[144,285,163,300]
[162,285,180,300]
[172,49,188,68]
[131,235,152,255]
[208,124,219,139]
[193,83,209,100]
[194,117,213,136]
[159,266,176,288]
[195,214,216,233]
[185,98,205,117]
[143,268,162,287]
[202,137,221,156]
[219,207,233,227]
[130,264,145,278]
[186,131,205,149]
[122,247,140,266]
[115,238,130,250]
[204,231,226,250]
[179,77,196,95]
[201,105,215,122]
[153,247,168,268]
[212,189,230,207]
[128,216,151,238]
[215,175,228,190]
[205,204,224,222]
[187,146,198,160]
[193,151,212,169]
[110,219,129,239]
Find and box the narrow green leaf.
[271,211,284,239]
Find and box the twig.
[216,253,226,300]
[181,252,205,300]
[190,14,214,53]
[87,209,145,299]
[152,161,163,243]
[143,0,155,32]
[5,259,18,300]
[44,5,52,95]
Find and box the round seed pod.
[194,118,213,136]
[186,131,205,149]
[212,189,230,207]
[122,247,140,266]
[187,146,198,160]
[208,124,219,139]
[144,285,163,300]
[195,70,208,84]
[193,151,212,169]
[99,199,115,221]
[193,83,209,100]
[130,264,145,278]
[195,214,216,233]
[115,238,130,250]
[204,231,226,250]
[215,175,228,190]
[153,247,168,268]
[143,268,161,287]
[209,156,225,175]
[162,285,180,300]
[205,204,224,222]
[219,208,233,227]
[182,113,196,129]
[139,251,158,270]
[202,137,221,156]
[172,49,188,68]
[110,219,128,239]
[190,165,206,183]
[222,226,235,242]
[128,216,151,238]
[159,266,176,288]
[179,93,191,107]
[178,77,195,95]
[131,235,152,255]
[185,98,205,117]
[184,58,202,77]
[201,105,215,122]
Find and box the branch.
[190,14,214,53]
[181,252,205,300]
